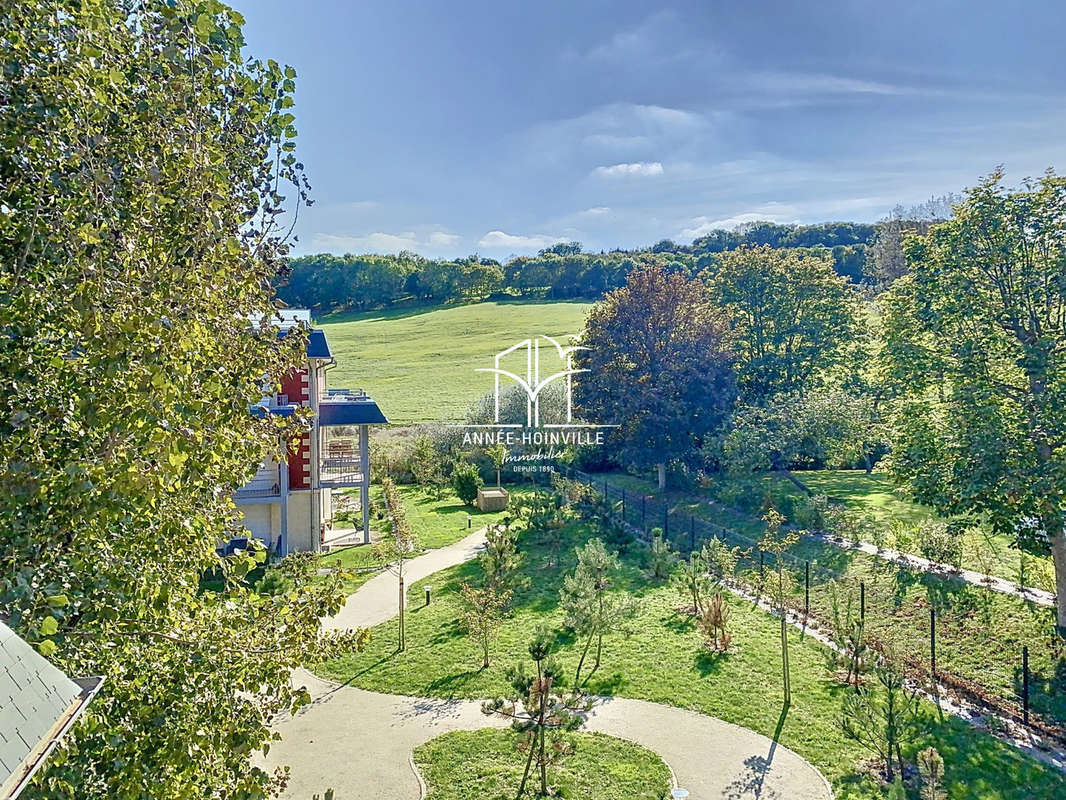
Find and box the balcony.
[320,439,365,488]
[235,463,281,504]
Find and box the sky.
[241,0,1066,259]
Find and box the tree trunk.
[516,733,536,800]
[780,616,791,705]
[656,462,666,491]
[574,632,593,688]
[1052,528,1066,634]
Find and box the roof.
[276,328,332,360]
[0,622,102,799]
[249,403,300,418]
[319,398,388,426]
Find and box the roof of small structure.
[319,397,389,426]
[276,328,332,360]
[0,622,102,799]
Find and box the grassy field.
[318,301,592,424]
[317,517,1063,800]
[414,729,672,800]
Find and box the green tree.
[482,628,590,799]
[486,443,508,487]
[481,521,527,596]
[459,582,511,668]
[558,538,638,688]
[671,551,711,615]
[881,169,1066,631]
[709,245,864,404]
[409,433,443,489]
[452,459,484,506]
[0,2,365,797]
[379,477,418,651]
[576,263,736,490]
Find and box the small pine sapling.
[698,592,732,652]
[647,532,676,580]
[671,550,711,615]
[918,746,946,800]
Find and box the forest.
[276,217,937,313]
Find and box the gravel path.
[265,529,833,799]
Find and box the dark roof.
[249,403,300,418]
[319,398,388,426]
[276,328,332,360]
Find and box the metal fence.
[557,465,1066,743]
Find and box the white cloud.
[577,207,611,217]
[677,205,800,240]
[746,71,921,97]
[428,231,461,246]
[477,231,565,250]
[593,161,664,178]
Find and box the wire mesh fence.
[558,465,1066,743]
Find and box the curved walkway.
[265,529,833,800]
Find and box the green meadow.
[319,301,592,424]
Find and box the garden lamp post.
[424,585,432,606]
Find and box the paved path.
[266,529,833,800]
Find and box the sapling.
[459,582,511,668]
[918,746,947,800]
[671,550,711,615]
[698,592,732,652]
[761,506,799,704]
[647,532,676,580]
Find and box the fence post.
[641,495,646,528]
[1022,646,1030,726]
[930,607,936,681]
[759,550,764,578]
[804,561,810,616]
[663,507,669,539]
[860,582,866,623]
[689,515,695,552]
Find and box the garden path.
[265,529,833,800]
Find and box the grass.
[317,300,592,424]
[770,470,1052,585]
[316,517,1064,800]
[598,469,1066,725]
[413,729,672,800]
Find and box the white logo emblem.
[476,335,588,427]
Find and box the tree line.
[277,217,948,313]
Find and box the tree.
[646,533,676,580]
[0,3,370,797]
[761,507,799,704]
[576,263,736,490]
[409,433,443,489]
[452,459,483,506]
[558,538,638,688]
[482,628,590,799]
[881,169,1066,632]
[709,245,864,404]
[826,580,868,687]
[486,443,508,488]
[697,593,732,652]
[671,551,711,615]
[459,582,511,668]
[379,477,418,651]
[918,746,947,800]
[481,521,526,595]
[840,655,923,783]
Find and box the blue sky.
[241,0,1066,259]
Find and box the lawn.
[414,729,672,800]
[595,469,1066,726]
[317,518,1064,800]
[318,300,592,424]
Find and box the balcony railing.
[320,456,365,487]
[235,466,281,500]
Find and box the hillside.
[320,300,592,424]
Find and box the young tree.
[481,521,527,596]
[378,477,418,651]
[671,550,711,615]
[881,169,1066,632]
[646,533,676,580]
[0,3,364,797]
[486,443,508,488]
[702,536,745,588]
[840,655,923,783]
[826,580,868,687]
[558,538,638,688]
[459,582,512,668]
[482,628,590,799]
[452,459,484,506]
[575,263,736,490]
[709,246,864,404]
[697,593,732,652]
[918,747,947,800]
[761,507,799,704]
[409,433,443,489]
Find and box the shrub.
[452,460,483,506]
[792,493,830,531]
[915,520,962,568]
[646,534,676,580]
[697,593,732,652]
[918,746,947,800]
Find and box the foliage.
[761,507,799,703]
[409,434,445,490]
[881,169,1066,629]
[379,477,418,650]
[486,443,509,487]
[481,521,527,596]
[452,460,484,506]
[646,534,676,580]
[459,582,512,668]
[698,593,733,652]
[708,245,865,403]
[576,263,735,489]
[918,746,947,800]
[671,551,711,615]
[558,538,638,688]
[914,520,963,570]
[0,2,372,798]
[481,628,591,799]
[840,654,924,783]
[793,494,831,532]
[702,536,745,587]
[826,580,868,687]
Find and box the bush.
[646,533,675,580]
[915,520,962,568]
[452,460,483,506]
[792,493,830,531]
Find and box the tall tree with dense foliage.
[0,3,364,797]
[576,264,735,489]
[708,245,864,404]
[881,169,1066,631]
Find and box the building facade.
[234,313,387,554]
